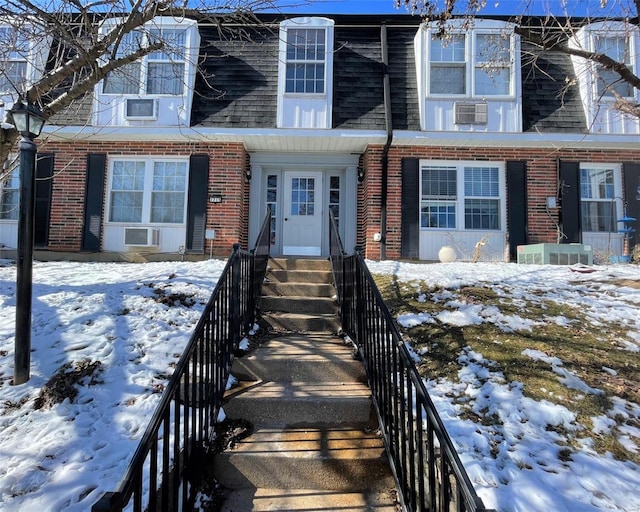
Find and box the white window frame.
[419,160,506,233]
[590,31,636,101]
[425,24,516,99]
[0,20,51,97]
[105,157,190,226]
[0,166,19,221]
[579,163,623,233]
[94,16,199,127]
[277,17,334,128]
[101,26,188,97]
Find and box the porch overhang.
[43,126,389,154]
[43,125,640,152]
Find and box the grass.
[373,272,640,464]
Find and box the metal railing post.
[354,246,365,359]
[230,243,241,349]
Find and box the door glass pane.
[329,175,340,228]
[291,177,315,216]
[267,174,278,246]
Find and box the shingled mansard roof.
[47,14,590,135]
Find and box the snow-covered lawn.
[0,258,638,511]
[368,260,640,512]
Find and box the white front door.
[282,171,323,256]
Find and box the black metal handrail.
[93,213,271,512]
[329,212,495,512]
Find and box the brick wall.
[39,139,249,256]
[361,144,640,260]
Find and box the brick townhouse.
[1,13,639,262]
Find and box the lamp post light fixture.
[7,99,46,385]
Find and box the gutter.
[380,23,394,260]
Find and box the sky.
[262,0,638,16]
[0,257,639,511]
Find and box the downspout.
[380,23,394,260]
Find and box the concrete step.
[261,295,338,315]
[220,488,398,512]
[262,281,335,297]
[266,269,333,284]
[213,427,395,492]
[232,335,364,383]
[224,380,374,427]
[262,312,341,333]
[269,258,331,271]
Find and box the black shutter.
[187,154,209,253]
[34,153,54,248]
[559,160,581,244]
[506,161,528,261]
[623,162,640,252]
[81,154,106,251]
[401,157,419,259]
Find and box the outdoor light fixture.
[357,168,365,183]
[8,100,46,140]
[245,168,252,181]
[8,99,46,385]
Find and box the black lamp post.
[7,100,46,385]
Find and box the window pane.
[597,68,633,97]
[581,201,616,232]
[476,34,509,64]
[465,199,500,229]
[266,174,278,246]
[103,62,141,94]
[430,64,465,94]
[464,167,499,197]
[475,66,510,95]
[0,169,19,220]
[421,202,456,228]
[430,35,465,62]
[0,61,27,92]
[580,167,616,232]
[285,28,325,94]
[147,62,184,94]
[422,167,457,198]
[151,161,187,223]
[291,177,315,216]
[110,191,143,222]
[109,161,145,222]
[595,35,632,97]
[580,168,614,200]
[149,29,186,60]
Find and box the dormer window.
[569,21,639,133]
[428,30,513,97]
[102,28,187,96]
[277,17,334,129]
[593,34,633,98]
[285,28,326,94]
[0,27,28,93]
[94,17,200,127]
[0,22,51,98]
[415,20,521,132]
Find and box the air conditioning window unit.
[125,98,157,120]
[124,227,160,247]
[454,102,488,125]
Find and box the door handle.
[284,217,288,221]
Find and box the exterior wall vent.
[124,227,160,246]
[454,102,488,124]
[125,99,157,120]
